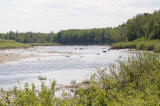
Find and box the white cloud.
[0,0,159,32]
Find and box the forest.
[0,10,159,45]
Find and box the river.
[0,46,135,89]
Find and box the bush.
[75,53,160,105]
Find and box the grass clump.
[38,76,47,81]
[111,39,160,53]
[0,81,56,106]
[0,53,160,105]
[0,39,31,49]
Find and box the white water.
[0,46,135,89]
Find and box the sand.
[0,47,71,64]
[0,47,36,64]
[0,53,27,64]
[0,46,88,64]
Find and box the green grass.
[0,53,160,105]
[0,39,31,49]
[30,42,62,46]
[111,39,160,53]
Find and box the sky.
[0,0,160,33]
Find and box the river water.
[0,46,135,89]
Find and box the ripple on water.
[0,46,134,89]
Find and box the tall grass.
[111,39,160,53]
[31,42,62,46]
[0,53,160,105]
[0,39,31,49]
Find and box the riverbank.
[0,53,30,64]
[31,42,62,46]
[0,39,31,50]
[0,45,110,64]
[111,39,160,53]
[0,47,38,64]
[0,46,68,64]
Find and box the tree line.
[0,10,159,44]
[0,32,56,43]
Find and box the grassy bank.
[31,42,62,46]
[0,39,62,50]
[111,39,160,53]
[0,39,31,50]
[0,53,160,105]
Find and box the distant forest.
[0,10,160,44]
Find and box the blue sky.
[0,0,159,33]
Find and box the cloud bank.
[0,0,159,32]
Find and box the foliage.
[54,28,113,44]
[111,39,160,53]
[0,32,56,43]
[74,53,160,105]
